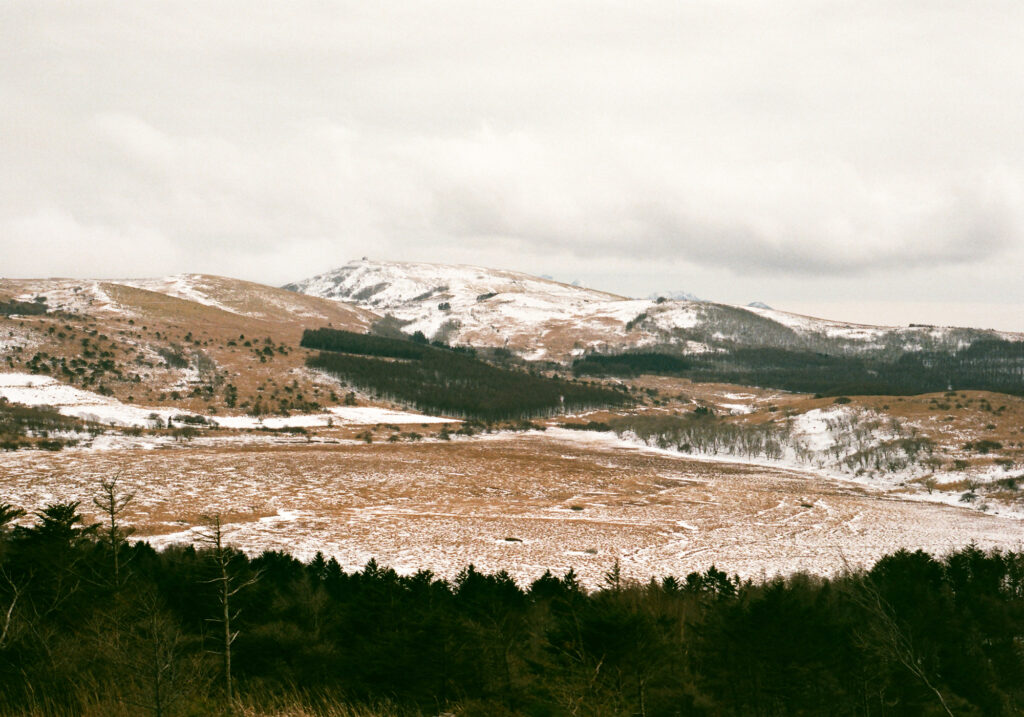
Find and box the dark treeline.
[3,498,1024,716]
[654,303,1004,359]
[0,297,48,317]
[580,339,1024,396]
[572,352,690,378]
[303,327,631,420]
[300,328,431,360]
[687,340,1024,396]
[0,400,87,451]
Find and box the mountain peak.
[284,259,625,309]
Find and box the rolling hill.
[0,275,377,415]
[285,258,1023,363]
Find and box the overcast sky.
[2,1,1023,330]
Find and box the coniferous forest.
[302,328,632,420]
[571,352,691,378]
[2,498,1024,716]
[576,339,1024,396]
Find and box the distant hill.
[4,263,1021,412]
[285,259,1022,365]
[0,275,377,414]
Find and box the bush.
[965,440,1003,454]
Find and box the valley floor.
[1,427,1019,587]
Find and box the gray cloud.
[1,0,1023,321]
[417,131,1020,275]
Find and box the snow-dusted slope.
[3,275,377,328]
[0,274,379,415]
[115,274,378,325]
[0,372,457,429]
[284,259,624,307]
[740,304,1021,348]
[286,259,1020,362]
[0,372,190,427]
[285,259,666,360]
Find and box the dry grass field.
[1,277,376,414]
[617,376,1024,485]
[2,429,1020,587]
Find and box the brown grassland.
[1,429,1020,587]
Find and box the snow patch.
[0,372,191,427]
[1,372,458,430]
[212,406,458,429]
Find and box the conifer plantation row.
[2,494,1024,716]
[576,339,1024,396]
[571,352,691,378]
[302,328,631,420]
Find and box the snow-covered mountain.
[285,259,1020,362]
[284,259,664,360]
[283,259,624,308]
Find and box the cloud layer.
[2,1,1023,320]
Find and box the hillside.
[301,327,631,419]
[2,266,1023,592]
[284,258,644,360]
[286,259,1022,363]
[3,264,1022,514]
[0,275,378,415]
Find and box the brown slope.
[1,276,379,415]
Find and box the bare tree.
[842,563,955,717]
[0,569,24,650]
[196,514,261,705]
[124,592,207,717]
[0,504,26,650]
[83,587,209,717]
[93,473,135,590]
[0,503,27,648]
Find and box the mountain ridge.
[284,259,1022,362]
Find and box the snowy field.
[0,372,185,426]
[1,428,1020,589]
[0,373,458,429]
